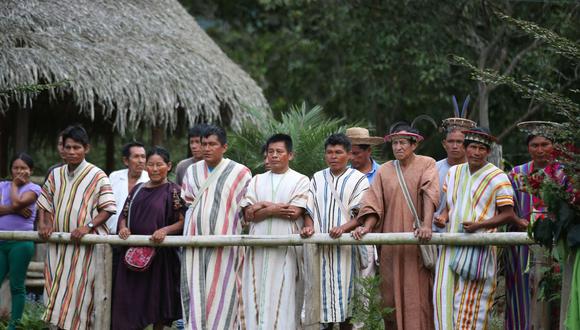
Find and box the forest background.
[9,0,580,177]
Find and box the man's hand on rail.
[71,226,91,242]
[300,226,314,238]
[351,226,370,240]
[38,225,53,240]
[513,218,529,231]
[329,226,344,238]
[414,225,432,242]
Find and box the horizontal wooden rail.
[0,231,534,247]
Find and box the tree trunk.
[15,109,30,153]
[151,126,164,146]
[477,82,490,129]
[105,129,115,174]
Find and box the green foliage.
[0,80,70,95]
[181,0,578,165]
[228,103,349,177]
[0,300,47,330]
[537,264,562,303]
[494,10,580,61]
[351,275,393,330]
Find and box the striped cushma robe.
[433,162,514,330]
[505,161,568,330]
[37,160,116,330]
[181,158,251,330]
[306,168,369,324]
[240,168,309,329]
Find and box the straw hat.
[462,129,496,148]
[384,131,424,143]
[516,121,561,140]
[345,127,384,146]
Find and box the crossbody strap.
[394,160,421,229]
[127,182,145,229]
[324,170,350,218]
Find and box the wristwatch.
[87,221,95,229]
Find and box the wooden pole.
[93,244,112,330]
[303,243,321,329]
[14,109,30,153]
[0,231,535,247]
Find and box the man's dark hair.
[266,133,293,152]
[526,134,553,145]
[202,125,227,145]
[443,127,464,140]
[325,133,351,152]
[463,127,492,151]
[62,125,89,147]
[121,141,145,158]
[391,123,420,145]
[10,153,34,170]
[353,144,371,151]
[188,123,211,139]
[260,143,267,155]
[146,146,171,164]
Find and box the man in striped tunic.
[433,128,526,329]
[37,125,116,330]
[301,133,369,329]
[240,133,309,329]
[180,125,252,330]
[505,121,568,330]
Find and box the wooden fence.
[0,231,536,329]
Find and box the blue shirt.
[433,158,452,232]
[350,158,381,184]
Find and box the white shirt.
[107,168,149,234]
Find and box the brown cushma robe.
[357,155,439,330]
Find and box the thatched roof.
[0,0,269,133]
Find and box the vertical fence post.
[94,244,113,330]
[303,243,321,330]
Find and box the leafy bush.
[0,300,47,330]
[351,275,394,330]
[228,103,351,177]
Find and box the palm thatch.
[0,0,269,133]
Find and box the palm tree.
[228,103,348,177]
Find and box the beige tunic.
[357,155,439,330]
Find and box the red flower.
[528,173,544,191]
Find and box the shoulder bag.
[124,183,156,272]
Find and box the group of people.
[0,109,563,330]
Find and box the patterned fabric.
[305,168,369,323]
[37,160,116,330]
[505,161,568,330]
[505,162,534,330]
[433,162,514,330]
[239,169,309,329]
[180,158,252,330]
